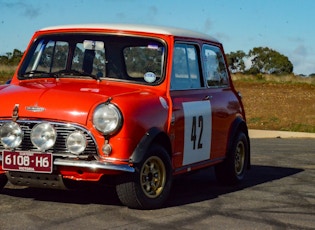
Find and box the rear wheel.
[0,174,8,191]
[215,131,249,185]
[116,144,172,209]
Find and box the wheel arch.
[228,117,251,169]
[130,127,172,165]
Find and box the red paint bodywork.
[0,24,247,183]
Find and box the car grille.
[0,120,98,157]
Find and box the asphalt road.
[0,138,314,230]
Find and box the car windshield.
[18,33,166,85]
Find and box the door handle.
[203,95,212,100]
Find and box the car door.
[170,43,212,169]
[201,44,234,160]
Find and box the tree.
[247,47,293,75]
[226,50,246,73]
[10,49,23,65]
[0,49,24,66]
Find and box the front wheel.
[0,174,8,191]
[116,144,172,209]
[215,131,249,185]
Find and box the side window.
[171,43,202,90]
[202,45,229,87]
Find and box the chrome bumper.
[0,155,135,173]
[54,158,135,173]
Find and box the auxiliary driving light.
[31,123,56,151]
[0,121,23,149]
[66,131,87,154]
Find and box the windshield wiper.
[20,70,53,78]
[52,69,101,81]
[21,69,100,81]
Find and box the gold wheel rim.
[140,156,166,198]
[235,141,245,175]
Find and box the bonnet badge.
[25,104,45,112]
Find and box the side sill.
[173,157,225,175]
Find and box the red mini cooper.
[0,24,250,209]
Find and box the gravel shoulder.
[249,129,315,138]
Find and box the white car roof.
[40,23,219,43]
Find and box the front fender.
[130,127,171,165]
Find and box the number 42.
[191,115,203,150]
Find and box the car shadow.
[1,164,303,208]
[2,181,122,206]
[166,165,303,207]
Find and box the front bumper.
[0,154,135,173]
[54,158,135,173]
[1,154,135,189]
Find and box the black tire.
[0,174,8,191]
[116,144,172,209]
[215,131,249,185]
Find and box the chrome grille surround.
[0,120,98,158]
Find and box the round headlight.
[0,122,23,149]
[31,123,56,151]
[93,103,122,135]
[66,131,87,155]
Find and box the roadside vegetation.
[227,47,314,133]
[0,49,22,83]
[0,65,16,83]
[233,74,315,133]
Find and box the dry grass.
[233,74,315,133]
[0,65,16,83]
[232,73,315,84]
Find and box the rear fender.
[228,117,251,169]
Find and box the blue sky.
[0,0,314,75]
